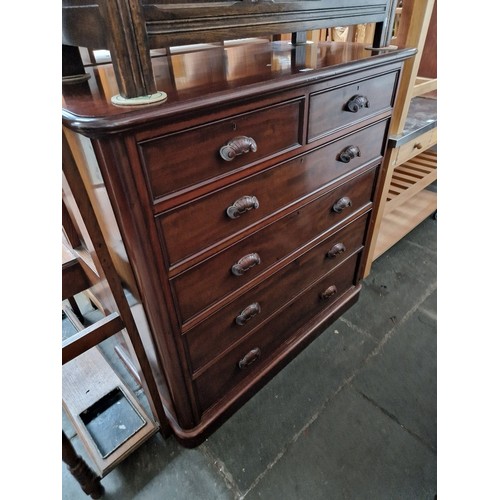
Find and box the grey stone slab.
[99,335,143,394]
[62,315,77,342]
[62,409,77,439]
[419,288,437,321]
[62,432,235,500]
[343,229,436,340]
[402,216,437,254]
[426,181,437,193]
[245,386,437,500]
[205,320,377,493]
[352,304,437,450]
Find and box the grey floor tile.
[352,303,437,450]
[419,289,437,321]
[403,216,437,254]
[205,320,377,493]
[244,386,437,500]
[62,432,235,500]
[343,221,436,340]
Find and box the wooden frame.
[62,130,173,493]
[62,0,399,99]
[371,148,437,260]
[363,0,437,276]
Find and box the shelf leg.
[62,431,104,499]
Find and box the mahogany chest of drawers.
[62,40,414,446]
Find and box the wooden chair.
[62,131,169,496]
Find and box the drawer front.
[308,70,398,143]
[185,212,369,374]
[138,99,303,200]
[171,167,377,323]
[394,127,437,166]
[193,251,361,413]
[159,119,388,265]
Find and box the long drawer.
[138,98,303,201]
[193,251,362,413]
[170,167,377,323]
[184,211,369,374]
[308,70,398,143]
[158,119,388,266]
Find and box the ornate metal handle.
[320,285,338,300]
[332,196,352,214]
[339,145,361,163]
[235,302,262,326]
[231,252,261,276]
[219,136,258,161]
[345,94,370,112]
[226,195,260,219]
[238,347,261,369]
[327,242,346,259]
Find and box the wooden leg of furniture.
[68,296,85,325]
[363,147,398,277]
[97,0,157,99]
[62,431,104,499]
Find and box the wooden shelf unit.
[386,149,437,213]
[62,131,172,496]
[374,189,436,260]
[363,0,437,276]
[373,149,437,259]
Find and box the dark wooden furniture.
[62,431,104,499]
[63,38,415,445]
[62,0,400,100]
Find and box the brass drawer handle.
[346,94,370,112]
[238,347,261,369]
[339,145,361,163]
[231,252,261,276]
[227,195,260,219]
[332,196,352,214]
[235,302,262,326]
[320,285,338,300]
[220,136,257,161]
[327,242,346,258]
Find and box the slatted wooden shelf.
[412,76,437,97]
[357,0,437,279]
[373,149,437,259]
[385,149,437,214]
[374,188,436,260]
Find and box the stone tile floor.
[62,214,437,500]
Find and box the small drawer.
[158,119,388,265]
[184,211,369,373]
[308,70,398,143]
[394,127,437,166]
[171,167,377,323]
[193,251,361,413]
[138,99,303,200]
